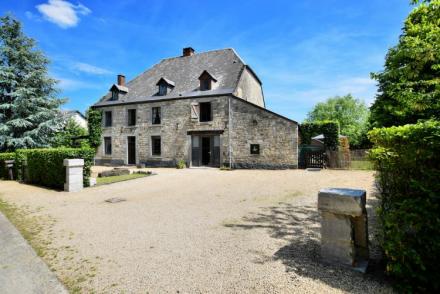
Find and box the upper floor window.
[198,70,217,91]
[159,84,167,96]
[156,78,175,96]
[127,109,136,126]
[104,111,112,127]
[152,107,161,125]
[199,102,212,122]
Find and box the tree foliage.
[305,94,370,148]
[0,15,64,151]
[53,118,88,148]
[370,0,440,127]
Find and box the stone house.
[92,47,298,168]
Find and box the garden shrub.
[15,148,95,189]
[176,159,186,169]
[369,120,440,292]
[300,121,339,150]
[0,152,15,179]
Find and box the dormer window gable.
[198,70,217,91]
[109,84,128,101]
[156,77,175,96]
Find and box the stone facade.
[94,95,298,169]
[93,48,298,168]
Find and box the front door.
[128,136,136,164]
[191,135,220,167]
[201,136,211,166]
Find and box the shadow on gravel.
[224,197,391,293]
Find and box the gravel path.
[0,168,393,293]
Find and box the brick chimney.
[117,74,125,86]
[182,47,195,57]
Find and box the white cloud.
[73,62,113,75]
[56,77,99,90]
[36,0,91,28]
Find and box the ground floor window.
[151,136,161,156]
[104,137,112,155]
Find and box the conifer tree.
[0,15,64,151]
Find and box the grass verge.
[97,173,149,185]
[0,195,99,293]
[350,160,374,170]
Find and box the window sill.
[151,124,162,127]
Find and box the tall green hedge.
[300,121,339,150]
[14,148,95,189]
[369,120,440,292]
[0,152,15,179]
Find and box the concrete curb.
[0,212,68,294]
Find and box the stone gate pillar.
[63,159,84,192]
[318,188,369,272]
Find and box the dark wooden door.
[128,136,136,165]
[201,136,211,166]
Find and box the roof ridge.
[159,47,236,62]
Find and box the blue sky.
[1,0,412,122]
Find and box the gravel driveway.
[0,168,392,293]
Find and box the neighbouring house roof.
[61,110,86,120]
[312,134,347,141]
[94,48,254,107]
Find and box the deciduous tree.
[370,0,440,127]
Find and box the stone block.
[98,168,130,177]
[320,212,352,241]
[89,177,97,187]
[318,188,366,216]
[64,158,84,192]
[63,159,84,167]
[321,238,355,266]
[353,215,369,260]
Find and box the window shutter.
[191,102,199,119]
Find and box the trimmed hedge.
[15,148,95,189]
[300,121,339,150]
[0,152,15,179]
[369,120,440,292]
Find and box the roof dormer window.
[199,70,217,91]
[111,89,119,101]
[156,78,175,96]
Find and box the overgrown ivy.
[86,108,102,149]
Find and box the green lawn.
[350,160,374,170]
[96,173,149,185]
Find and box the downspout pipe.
[228,96,232,168]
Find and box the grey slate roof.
[94,48,250,107]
